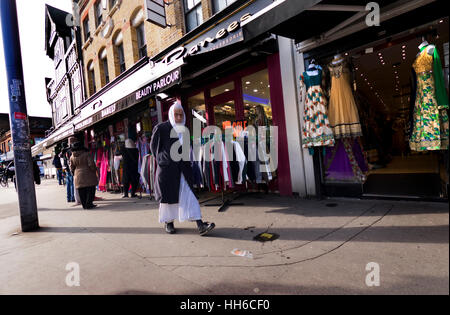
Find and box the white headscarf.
[168,101,186,144]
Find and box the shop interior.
[184,65,279,194]
[311,17,449,198]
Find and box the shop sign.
[158,0,272,66]
[222,120,248,137]
[74,117,93,131]
[136,68,181,101]
[74,67,181,132]
[144,0,167,28]
[53,129,74,142]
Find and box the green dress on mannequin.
[410,43,449,151]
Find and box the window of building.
[113,31,126,75]
[212,0,237,14]
[117,44,125,74]
[95,1,103,28]
[99,48,109,85]
[136,23,147,59]
[184,0,202,33]
[131,8,147,60]
[87,61,96,95]
[83,16,90,42]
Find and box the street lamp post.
[0,0,39,231]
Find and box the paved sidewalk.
[0,179,448,295]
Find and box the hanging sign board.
[144,0,167,28]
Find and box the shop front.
[149,0,294,196]
[244,0,449,200]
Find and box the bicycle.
[0,169,9,188]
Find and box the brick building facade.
[77,0,225,99]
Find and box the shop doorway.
[312,18,449,199]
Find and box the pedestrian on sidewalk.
[150,101,215,236]
[69,139,98,210]
[52,153,64,185]
[120,139,140,198]
[32,157,41,185]
[62,138,76,203]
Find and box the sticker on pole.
[10,79,22,102]
[14,112,27,120]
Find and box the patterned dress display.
[410,46,449,151]
[301,66,335,148]
[328,60,363,139]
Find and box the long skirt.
[159,174,202,223]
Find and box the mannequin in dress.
[410,39,449,151]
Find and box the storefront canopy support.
[297,0,438,53]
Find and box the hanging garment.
[324,138,368,183]
[232,141,246,184]
[98,150,109,192]
[328,61,363,139]
[140,154,151,192]
[301,66,335,147]
[410,45,449,151]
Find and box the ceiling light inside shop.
[246,81,251,85]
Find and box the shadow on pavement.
[29,225,449,244]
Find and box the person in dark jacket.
[53,153,63,185]
[121,139,140,198]
[150,101,215,235]
[70,140,98,209]
[32,157,41,185]
[62,137,77,202]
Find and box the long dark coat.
[150,121,194,204]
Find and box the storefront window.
[242,69,272,127]
[211,81,235,97]
[188,92,206,132]
[214,101,236,132]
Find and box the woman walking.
[150,101,215,235]
[70,139,98,209]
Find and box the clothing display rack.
[204,189,244,212]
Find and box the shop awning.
[242,0,323,41]
[31,122,74,156]
[31,58,184,156]
[242,0,440,49]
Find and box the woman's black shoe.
[165,222,176,234]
